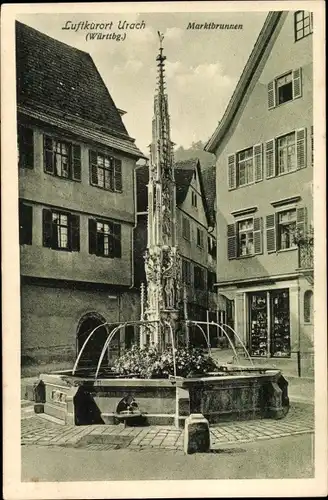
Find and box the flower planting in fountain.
[112,345,220,379]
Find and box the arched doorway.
[76,312,110,368]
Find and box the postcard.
[2,1,327,498]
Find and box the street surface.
[21,402,314,481]
[22,434,314,481]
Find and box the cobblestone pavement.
[21,402,314,452]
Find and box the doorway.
[76,313,110,367]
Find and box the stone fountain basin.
[32,367,289,427]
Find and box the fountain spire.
[141,32,181,349]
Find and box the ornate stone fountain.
[32,33,290,428]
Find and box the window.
[181,259,191,284]
[18,126,34,169]
[266,207,307,253]
[19,202,32,245]
[227,144,263,190]
[194,265,206,290]
[238,219,254,256]
[196,228,203,247]
[191,191,197,207]
[265,128,307,178]
[304,290,313,323]
[227,217,263,259]
[207,271,216,291]
[182,216,191,241]
[276,72,293,105]
[236,147,254,186]
[43,209,80,251]
[249,289,291,358]
[277,132,296,174]
[44,136,81,181]
[208,237,217,259]
[89,150,122,192]
[88,218,121,258]
[294,11,313,41]
[268,68,302,109]
[277,209,297,250]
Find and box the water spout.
[72,322,109,376]
[222,323,254,366]
[186,320,212,356]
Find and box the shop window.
[249,289,291,358]
[304,290,313,323]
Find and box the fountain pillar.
[142,32,181,350]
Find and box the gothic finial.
[158,31,164,48]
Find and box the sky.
[17,11,268,154]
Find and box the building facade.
[134,158,219,346]
[206,11,314,375]
[17,22,145,371]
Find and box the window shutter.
[18,126,34,169]
[265,139,276,178]
[44,136,54,174]
[227,154,236,190]
[292,68,302,99]
[268,80,276,109]
[19,203,33,245]
[89,150,98,185]
[227,223,237,260]
[296,128,307,169]
[113,223,122,258]
[266,214,276,252]
[70,214,80,252]
[72,145,82,181]
[88,218,97,254]
[114,159,122,192]
[296,207,308,238]
[254,143,263,182]
[42,208,53,247]
[253,217,263,254]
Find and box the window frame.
[276,131,297,175]
[276,71,293,106]
[19,201,33,245]
[44,135,81,182]
[89,150,123,193]
[236,146,254,187]
[18,125,34,169]
[182,216,191,241]
[42,208,80,252]
[196,227,203,248]
[276,208,297,251]
[88,217,122,259]
[294,10,313,42]
[237,217,255,257]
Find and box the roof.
[16,21,130,140]
[201,165,216,226]
[136,158,212,226]
[205,11,283,154]
[19,105,146,159]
